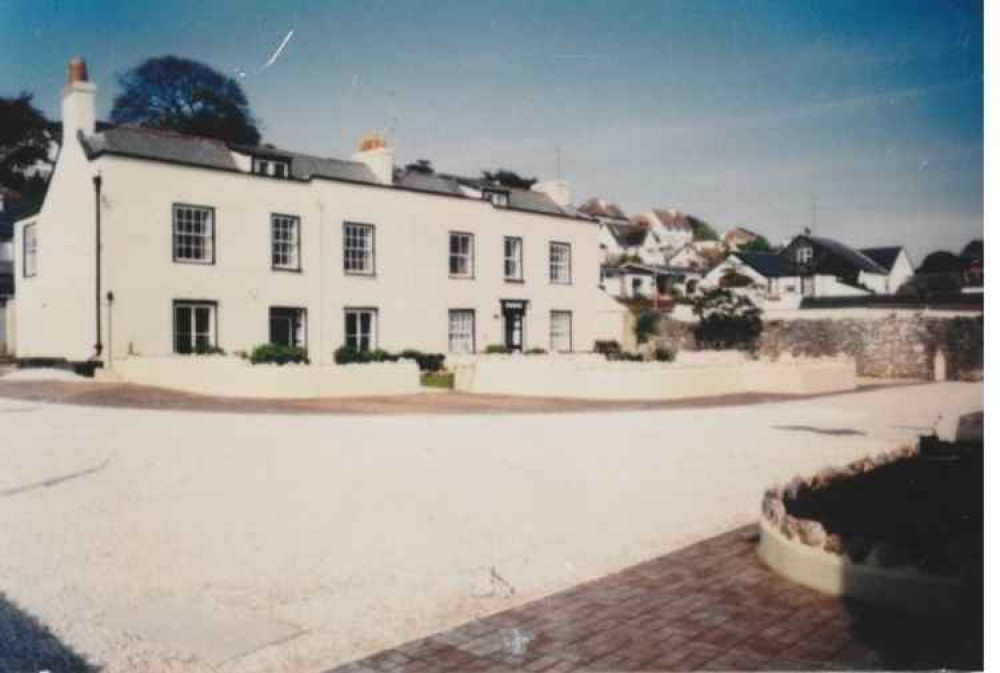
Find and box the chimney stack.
[352,133,394,186]
[532,179,571,208]
[62,56,97,145]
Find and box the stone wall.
[654,314,983,381]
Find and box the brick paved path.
[328,526,981,672]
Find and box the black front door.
[502,302,526,351]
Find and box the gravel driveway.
[0,382,982,673]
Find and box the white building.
[638,208,695,252]
[699,235,906,306]
[13,59,624,365]
[859,247,915,294]
[698,252,803,307]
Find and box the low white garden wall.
[451,354,855,400]
[107,356,420,399]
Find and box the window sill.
[272,266,303,274]
[344,271,377,278]
[504,278,525,284]
[550,281,573,286]
[173,258,216,265]
[449,275,476,280]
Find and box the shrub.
[692,288,763,350]
[607,351,644,362]
[335,347,445,371]
[398,349,446,372]
[485,344,511,354]
[593,340,621,355]
[250,343,309,365]
[194,344,226,356]
[334,346,368,364]
[369,348,399,362]
[633,309,661,345]
[525,348,548,355]
[654,346,675,362]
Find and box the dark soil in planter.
[785,442,982,577]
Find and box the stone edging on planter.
[757,445,962,616]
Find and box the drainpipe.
[92,174,103,359]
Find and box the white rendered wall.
[108,356,419,398]
[22,152,626,364]
[452,356,856,400]
[14,101,97,361]
[887,253,915,294]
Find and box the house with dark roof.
[11,58,625,364]
[858,246,914,294]
[699,234,911,306]
[600,262,700,303]
[699,251,803,306]
[780,235,891,296]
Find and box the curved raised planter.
[757,445,964,617]
[757,516,961,616]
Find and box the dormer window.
[253,157,291,178]
[796,245,813,265]
[483,189,510,208]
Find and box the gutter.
[92,174,103,359]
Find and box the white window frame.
[550,311,572,353]
[271,214,301,271]
[449,232,475,278]
[448,309,476,354]
[173,300,217,354]
[22,222,37,278]
[504,236,523,281]
[796,245,813,265]
[172,204,215,264]
[253,157,290,178]
[549,241,572,284]
[344,307,378,352]
[485,190,509,208]
[343,222,375,275]
[269,306,307,348]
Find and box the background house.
[779,234,889,296]
[699,251,802,307]
[722,227,763,249]
[859,246,915,294]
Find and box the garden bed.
[758,439,982,615]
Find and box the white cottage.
[13,59,624,366]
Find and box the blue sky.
[0,0,983,262]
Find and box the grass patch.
[420,372,454,390]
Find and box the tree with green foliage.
[111,56,261,145]
[481,169,537,189]
[692,288,763,350]
[0,92,56,207]
[739,236,772,252]
[689,215,719,241]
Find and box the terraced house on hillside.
[13,59,623,366]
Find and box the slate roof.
[605,221,648,247]
[80,127,581,220]
[84,127,240,172]
[735,252,798,278]
[859,246,904,271]
[805,236,888,274]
